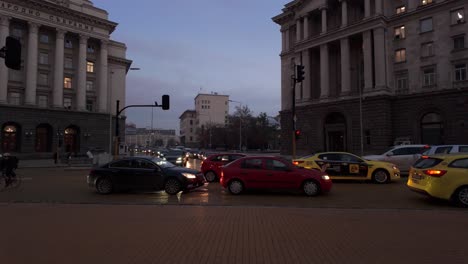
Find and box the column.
[375,0,383,15]
[320,44,329,98]
[340,0,348,27]
[303,15,309,40]
[364,0,371,18]
[362,30,373,91]
[285,29,290,51]
[302,49,311,99]
[373,28,386,89]
[296,19,302,42]
[25,22,39,105]
[0,16,10,104]
[321,6,328,34]
[98,40,108,113]
[77,34,88,111]
[53,29,65,107]
[340,37,351,95]
[281,30,286,51]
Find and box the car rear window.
[413,157,443,169]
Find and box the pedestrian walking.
[2,153,18,187]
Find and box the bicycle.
[0,170,21,191]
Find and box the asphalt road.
[0,163,462,210]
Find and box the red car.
[201,153,246,182]
[220,156,332,196]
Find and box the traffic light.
[295,65,305,83]
[161,95,170,110]
[2,36,22,70]
[295,129,301,140]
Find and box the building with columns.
[0,0,131,158]
[273,0,468,156]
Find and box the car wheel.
[96,178,113,194]
[205,171,217,183]
[303,180,319,196]
[228,180,244,195]
[164,178,182,195]
[453,186,468,207]
[372,169,389,184]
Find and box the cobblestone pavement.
[0,203,467,264]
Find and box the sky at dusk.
[92,0,287,132]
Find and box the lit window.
[86,99,94,112]
[8,92,21,105]
[394,26,405,39]
[451,9,465,25]
[63,98,72,109]
[420,18,433,33]
[65,57,73,69]
[65,39,73,48]
[64,77,72,89]
[38,95,48,108]
[455,64,467,81]
[39,52,49,65]
[454,35,465,50]
[421,42,434,57]
[421,0,433,6]
[423,67,436,86]
[38,73,48,85]
[40,34,49,43]
[396,6,406,14]
[87,44,95,53]
[86,81,94,91]
[395,49,406,63]
[87,61,94,73]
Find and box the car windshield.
[151,157,175,168]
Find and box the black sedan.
[87,157,205,195]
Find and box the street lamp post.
[229,100,242,151]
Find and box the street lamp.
[229,100,242,151]
[108,67,140,155]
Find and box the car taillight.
[220,171,224,178]
[423,170,447,177]
[293,161,304,165]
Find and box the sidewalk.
[19,159,92,169]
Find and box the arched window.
[36,124,53,152]
[64,125,80,153]
[421,112,443,144]
[2,123,21,152]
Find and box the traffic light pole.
[291,74,296,160]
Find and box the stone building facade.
[0,0,131,158]
[273,0,468,156]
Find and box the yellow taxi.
[292,152,400,184]
[407,154,468,207]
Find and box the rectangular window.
[395,49,406,63]
[420,18,433,33]
[395,73,408,91]
[39,52,49,65]
[454,35,465,50]
[451,9,465,25]
[38,95,48,108]
[64,77,72,89]
[65,39,73,49]
[87,44,95,53]
[39,34,49,43]
[455,64,467,81]
[87,61,94,73]
[63,97,72,108]
[421,42,434,57]
[394,26,405,39]
[86,80,94,91]
[421,0,433,6]
[8,92,21,105]
[396,6,406,14]
[86,100,94,112]
[423,67,436,86]
[64,57,73,69]
[38,73,49,85]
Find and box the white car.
[363,145,430,175]
[422,145,468,155]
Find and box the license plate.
[412,174,424,180]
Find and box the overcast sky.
[92,0,286,132]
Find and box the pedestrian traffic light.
[295,129,301,140]
[162,95,170,110]
[1,37,22,70]
[295,65,305,83]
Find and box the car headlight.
[177,157,182,161]
[182,173,196,179]
[321,175,330,180]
